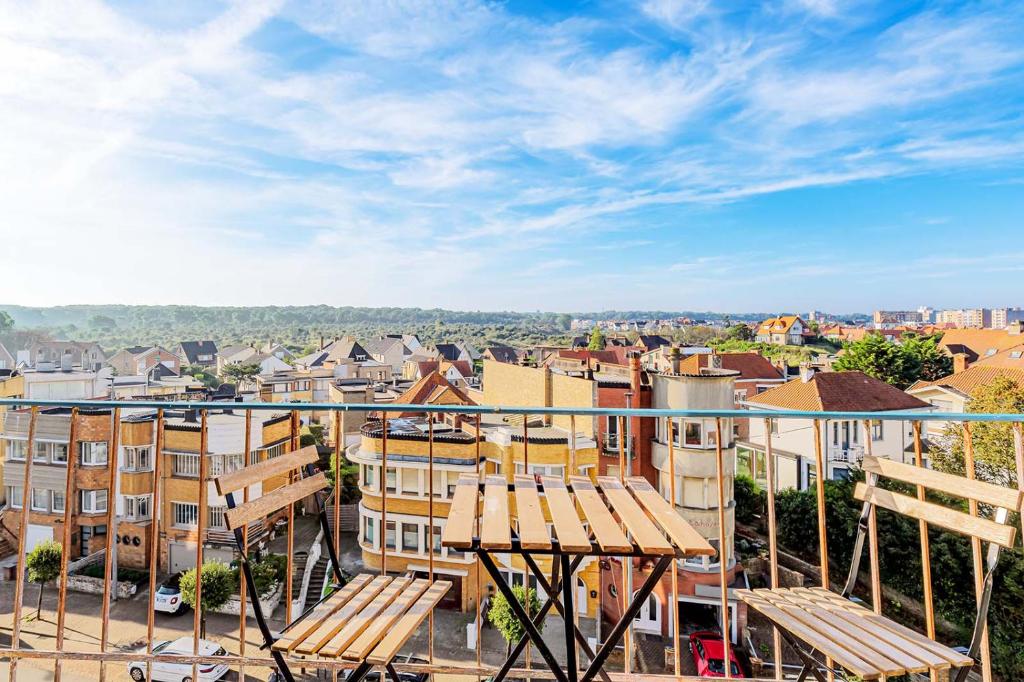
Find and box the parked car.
[336,654,428,682]
[154,572,188,615]
[689,631,746,678]
[127,637,228,681]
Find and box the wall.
[481,361,596,437]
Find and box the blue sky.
[2,0,1023,313]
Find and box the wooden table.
[442,473,715,682]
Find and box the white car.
[127,637,228,681]
[154,572,188,615]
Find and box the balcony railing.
[0,396,1020,682]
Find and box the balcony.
[0,396,1019,681]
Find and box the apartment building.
[872,310,924,327]
[741,370,930,489]
[935,308,992,328]
[991,308,1024,329]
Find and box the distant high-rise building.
[991,308,1024,329]
[872,310,923,328]
[936,308,993,328]
[917,306,935,323]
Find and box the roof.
[446,360,473,377]
[218,344,254,360]
[938,328,1021,363]
[382,371,476,416]
[907,366,1024,398]
[554,349,625,366]
[679,353,784,381]
[363,336,407,356]
[637,335,671,351]
[177,340,218,364]
[297,337,370,367]
[746,371,930,412]
[485,346,520,363]
[972,342,1024,369]
[433,343,461,361]
[757,315,806,335]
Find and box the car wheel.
[129,668,145,681]
[183,677,192,682]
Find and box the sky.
[1,0,1023,314]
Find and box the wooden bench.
[214,446,450,682]
[737,455,1023,682]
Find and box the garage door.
[26,525,53,553]
[169,542,197,573]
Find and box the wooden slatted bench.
[442,473,715,682]
[738,455,1023,682]
[214,446,450,682]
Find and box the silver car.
[127,637,228,681]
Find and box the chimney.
[1009,321,1023,336]
[953,353,969,373]
[669,346,681,375]
[542,365,553,424]
[320,335,325,350]
[799,363,815,383]
[709,352,723,370]
[184,409,198,423]
[60,352,73,372]
[629,351,643,396]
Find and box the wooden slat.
[861,455,1023,511]
[540,476,591,552]
[341,579,431,660]
[480,475,512,550]
[317,577,413,658]
[624,476,715,556]
[797,588,973,667]
[215,444,319,495]
[367,581,452,664]
[596,476,673,555]
[291,576,392,656]
[569,476,631,553]
[854,482,1016,547]
[440,473,479,550]
[225,472,328,530]
[514,475,551,550]
[737,590,881,679]
[753,590,919,675]
[272,575,373,652]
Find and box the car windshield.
[152,642,172,654]
[707,659,741,676]
[157,585,178,594]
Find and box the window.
[263,442,285,460]
[172,502,198,528]
[124,446,153,471]
[52,491,65,513]
[769,418,779,435]
[514,463,565,479]
[7,440,27,461]
[670,418,682,447]
[605,417,619,450]
[385,520,397,550]
[385,468,397,494]
[80,441,108,466]
[51,443,68,464]
[173,453,200,477]
[7,486,23,508]
[31,488,49,512]
[402,523,419,552]
[124,495,152,520]
[363,516,377,546]
[33,442,48,463]
[208,505,226,529]
[684,421,702,447]
[1011,351,1023,360]
[870,420,883,441]
[431,525,442,553]
[81,489,108,514]
[363,464,378,491]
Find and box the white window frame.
[123,494,152,521]
[172,502,199,528]
[31,488,49,512]
[80,489,108,514]
[7,486,23,508]
[52,490,66,513]
[7,439,27,462]
[208,505,227,530]
[124,445,153,472]
[80,441,109,466]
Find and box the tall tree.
[179,562,235,637]
[587,327,606,350]
[487,585,543,656]
[930,376,1024,487]
[26,540,62,619]
[833,333,913,387]
[901,334,953,382]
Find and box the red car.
[689,631,745,678]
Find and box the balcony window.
[7,440,27,461]
[51,443,68,464]
[52,491,65,513]
[33,442,48,463]
[124,446,153,472]
[80,441,108,466]
[210,453,244,477]
[7,486,23,508]
[81,489,108,514]
[124,494,151,520]
[684,421,702,447]
[431,525,442,553]
[173,453,200,477]
[31,488,49,512]
[172,502,198,528]
[362,464,378,491]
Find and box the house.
[741,370,931,490]
[482,346,521,364]
[938,324,1023,364]
[216,344,259,375]
[455,341,481,362]
[405,360,475,389]
[755,316,811,346]
[907,364,1024,439]
[383,333,423,352]
[25,341,106,371]
[174,340,218,368]
[430,343,471,363]
[107,346,180,376]
[0,342,13,370]
[636,335,671,352]
[259,342,295,363]
[363,336,412,377]
[293,337,371,370]
[640,345,711,373]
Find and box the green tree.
[222,362,261,388]
[833,333,913,387]
[0,310,13,334]
[180,562,235,637]
[726,323,754,341]
[587,327,606,350]
[930,376,1024,487]
[488,585,543,656]
[182,364,222,389]
[901,334,952,382]
[26,539,62,619]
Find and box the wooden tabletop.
[441,474,715,557]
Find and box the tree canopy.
[0,310,13,334]
[833,332,950,388]
[587,327,606,350]
[488,585,543,654]
[180,561,235,637]
[26,539,62,619]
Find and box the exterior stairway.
[304,555,330,611]
[290,551,309,602]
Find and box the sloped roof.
[968,342,1024,369]
[746,371,929,412]
[384,370,476,416]
[907,366,1024,397]
[363,336,407,356]
[178,340,218,364]
[637,335,671,351]
[485,346,520,363]
[298,338,370,367]
[433,343,461,361]
[679,352,784,381]
[938,328,1021,363]
[757,315,806,335]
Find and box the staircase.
[0,535,13,560]
[323,503,358,535]
[291,551,309,602]
[0,509,18,560]
[304,556,330,611]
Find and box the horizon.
[2,2,1023,310]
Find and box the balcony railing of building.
[0,397,1020,682]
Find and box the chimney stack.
[669,346,681,375]
[799,363,815,383]
[1009,321,1023,336]
[709,352,723,370]
[629,351,642,395]
[953,353,969,373]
